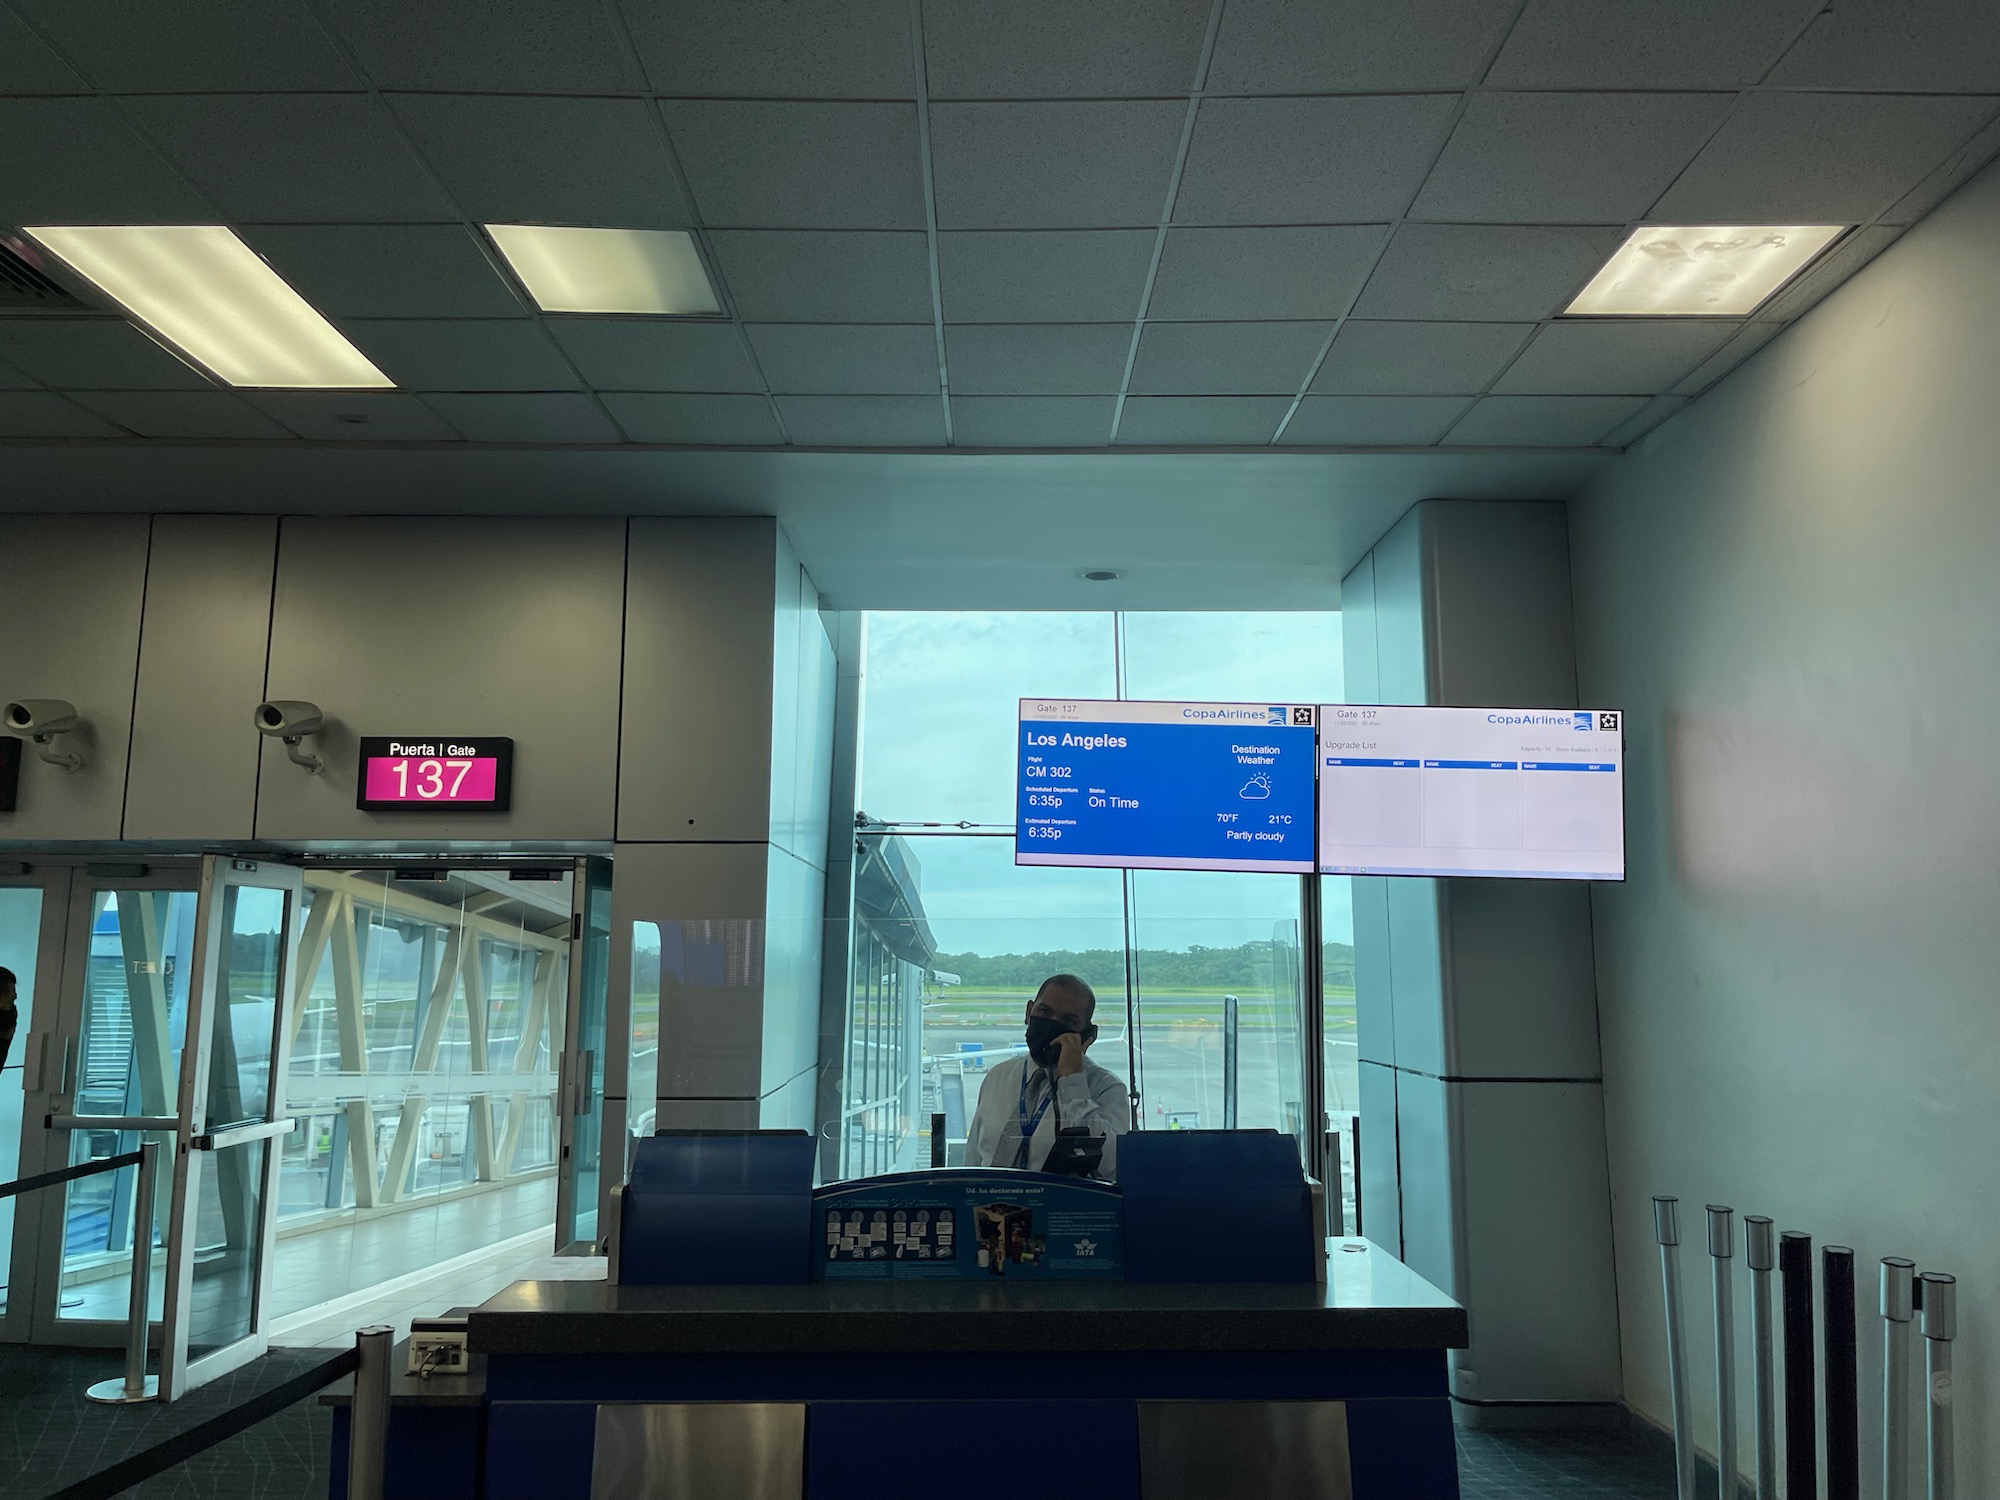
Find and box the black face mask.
[1025,1014,1075,1068]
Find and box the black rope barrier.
[38,1347,360,1500]
[0,1151,142,1201]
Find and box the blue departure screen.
[1016,700,1318,873]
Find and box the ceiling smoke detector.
[1081,569,1120,582]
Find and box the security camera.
[3,699,84,772]
[254,700,325,774]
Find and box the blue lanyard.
[1017,1069,1055,1143]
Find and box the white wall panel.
[256,516,624,843]
[619,517,778,843]
[124,516,276,841]
[0,515,149,842]
[1452,1080,1622,1406]
[1572,155,2000,1486]
[1442,880,1601,1080]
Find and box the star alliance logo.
[1073,1238,1098,1257]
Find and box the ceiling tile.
[1443,394,1645,446]
[1601,394,1689,448]
[706,232,934,322]
[1351,224,1626,322]
[0,10,86,91]
[623,0,913,97]
[246,391,461,440]
[1651,93,2000,224]
[1883,114,2000,224]
[546,320,764,392]
[599,393,785,445]
[1175,96,1459,225]
[1148,227,1388,321]
[1411,93,1734,224]
[929,102,1185,229]
[660,102,925,229]
[745,325,939,395]
[1206,0,1518,92]
[938,231,1156,322]
[71,391,293,439]
[1671,322,1784,395]
[0,319,213,390]
[342,320,581,392]
[421,392,622,443]
[388,95,693,229]
[1755,226,1903,322]
[0,99,213,223]
[1129,321,1331,395]
[774,395,947,446]
[1769,0,2000,91]
[1312,320,1533,395]
[1485,0,1822,88]
[950,396,1117,446]
[316,0,636,91]
[1113,396,1289,445]
[944,324,1134,394]
[0,391,126,437]
[124,95,451,224]
[1280,395,1472,445]
[1492,321,1739,395]
[922,0,1210,98]
[241,226,526,319]
[0,360,36,391]
[12,0,357,90]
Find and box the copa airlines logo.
[1072,1237,1099,1257]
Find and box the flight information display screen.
[1317,706,1625,880]
[1016,700,1318,873]
[356,736,514,812]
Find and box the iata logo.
[1072,1238,1098,1257]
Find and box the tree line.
[932,940,1356,991]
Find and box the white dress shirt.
[963,1052,1131,1181]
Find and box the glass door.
[23,865,201,1348]
[158,857,302,1398]
[0,864,71,1342]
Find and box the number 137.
[391,758,473,798]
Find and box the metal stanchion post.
[1919,1274,1955,1500]
[1780,1231,1817,1500]
[1745,1217,1778,1500]
[87,1140,159,1404]
[1824,1246,1859,1500]
[929,1112,946,1169]
[1882,1258,1915,1500]
[1655,1197,1697,1500]
[348,1324,394,1500]
[1707,1206,1737,1500]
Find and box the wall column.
[1342,499,1621,1420]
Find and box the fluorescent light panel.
[1566,225,1847,317]
[24,225,390,388]
[486,226,722,315]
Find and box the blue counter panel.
[483,1347,1447,1404]
[327,1405,482,1500]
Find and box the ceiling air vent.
[0,238,87,311]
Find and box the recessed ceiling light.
[1081,569,1120,582]
[23,225,391,389]
[485,226,723,316]
[1566,225,1847,317]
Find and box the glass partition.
[0,884,45,1320]
[270,868,572,1322]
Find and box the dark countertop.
[468,1238,1467,1356]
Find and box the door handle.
[21,1031,47,1092]
[48,1114,179,1132]
[194,1118,297,1151]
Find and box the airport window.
[830,612,1352,1205]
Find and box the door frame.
[19,860,202,1348]
[158,855,302,1399]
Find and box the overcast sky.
[858,612,1352,953]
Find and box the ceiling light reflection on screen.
[485,226,723,315]
[23,225,391,388]
[1566,225,1847,317]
